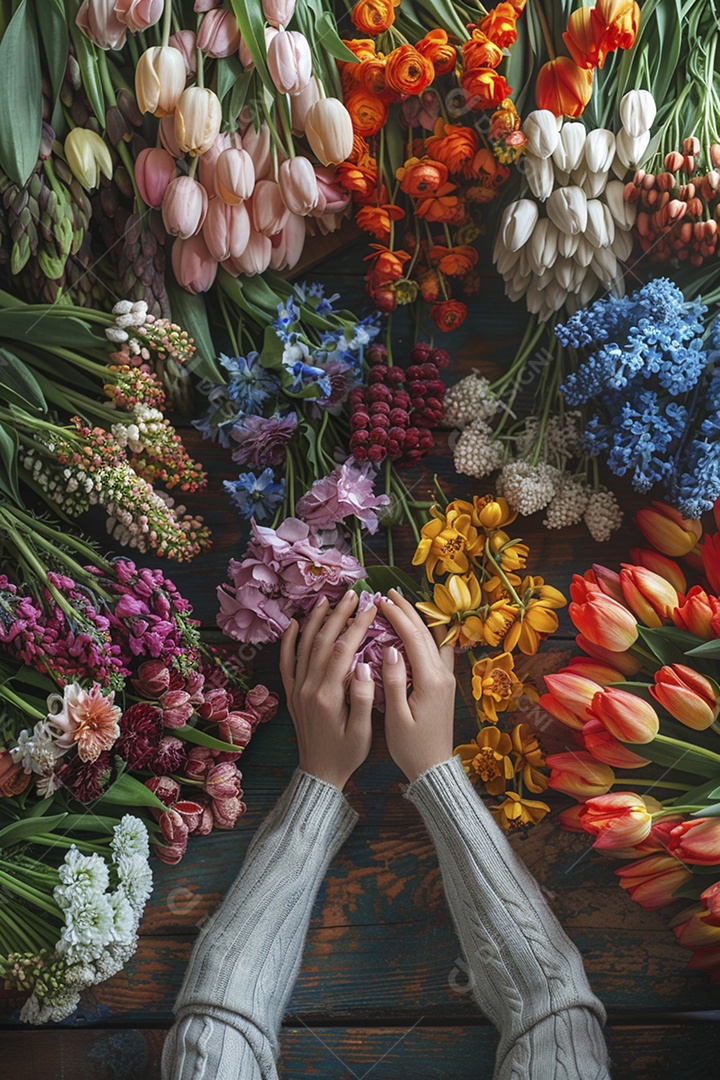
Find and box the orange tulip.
[384,44,435,96]
[669,818,720,866]
[478,2,518,48]
[565,656,626,686]
[344,87,389,136]
[569,577,639,652]
[536,56,593,118]
[416,29,456,76]
[396,155,448,196]
[426,122,479,174]
[635,501,702,556]
[545,751,615,800]
[575,633,642,676]
[616,854,692,910]
[562,6,610,69]
[592,0,641,52]
[578,792,653,850]
[628,547,687,593]
[462,31,504,71]
[589,686,660,744]
[672,586,720,639]
[543,671,603,722]
[673,907,720,953]
[350,0,399,36]
[582,718,651,769]
[460,68,512,110]
[355,202,404,240]
[651,664,720,731]
[620,564,680,626]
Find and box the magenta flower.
[295,457,390,535]
[116,703,163,769]
[346,591,412,712]
[56,751,113,804]
[230,413,298,469]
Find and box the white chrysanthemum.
[543,477,590,529]
[111,816,150,862]
[453,419,505,479]
[64,961,98,990]
[497,460,561,515]
[114,854,153,914]
[20,990,81,1024]
[56,894,115,961]
[584,488,624,542]
[443,371,501,428]
[55,848,110,907]
[108,889,138,946]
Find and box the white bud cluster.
[105,300,150,344]
[583,487,624,542]
[497,460,563,515]
[453,419,506,479]
[542,476,590,529]
[443,371,501,428]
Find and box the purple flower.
[346,591,412,712]
[230,413,298,469]
[295,457,390,535]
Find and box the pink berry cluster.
[349,341,449,465]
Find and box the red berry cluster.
[349,342,449,465]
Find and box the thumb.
[347,662,376,733]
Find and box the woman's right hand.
[379,589,457,782]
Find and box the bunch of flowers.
[0,815,153,1024]
[538,497,720,980]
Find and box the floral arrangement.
[539,498,720,980]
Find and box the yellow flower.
[491,791,550,831]
[470,494,517,531]
[504,576,567,655]
[483,598,519,647]
[510,722,548,794]
[489,530,530,572]
[416,573,485,646]
[412,504,484,581]
[471,652,524,723]
[454,728,515,795]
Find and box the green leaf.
[34,0,68,113]
[692,803,720,817]
[259,323,285,371]
[0,422,21,504]
[59,814,123,834]
[229,0,272,89]
[671,880,708,900]
[0,347,46,413]
[685,640,720,658]
[216,53,245,101]
[682,778,720,805]
[98,772,168,812]
[68,18,106,128]
[637,625,705,667]
[0,310,101,348]
[227,68,254,127]
[166,279,223,383]
[0,0,43,186]
[174,724,246,754]
[299,420,321,474]
[625,737,720,778]
[312,11,361,63]
[0,813,68,849]
[365,565,422,603]
[412,0,468,38]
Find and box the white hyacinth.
[497,460,562,515]
[443,371,501,428]
[453,419,505,479]
[543,477,590,529]
[584,488,624,542]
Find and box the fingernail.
[356,662,373,681]
[384,646,399,665]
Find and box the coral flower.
[355,203,405,240]
[426,121,480,174]
[455,728,515,794]
[471,652,524,723]
[616,854,692,911]
[351,0,399,36]
[413,505,484,580]
[344,87,390,136]
[650,664,720,731]
[478,2,518,48]
[48,683,122,763]
[396,156,448,196]
[364,243,411,284]
[578,791,653,850]
[592,0,641,52]
[545,751,615,800]
[536,56,593,118]
[491,791,550,831]
[385,44,435,96]
[428,244,478,276]
[336,157,379,203]
[511,722,548,794]
[415,183,459,222]
[569,577,639,651]
[672,586,720,639]
[462,31,504,71]
[416,29,456,75]
[431,299,468,332]
[563,6,610,69]
[460,68,512,110]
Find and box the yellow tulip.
[135,46,187,118]
[64,129,112,192]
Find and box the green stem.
[0,685,44,720]
[0,869,61,917]
[616,778,690,791]
[162,0,173,46]
[653,732,720,766]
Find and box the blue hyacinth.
[224,469,286,523]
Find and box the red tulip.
[628,547,687,594]
[616,854,692,910]
[536,56,593,118]
[635,502,702,557]
[545,751,615,800]
[578,792,653,850]
[582,718,651,769]
[701,532,720,595]
[589,686,660,744]
[620,564,680,626]
[668,818,720,866]
[672,586,720,639]
[569,577,639,651]
[650,664,720,731]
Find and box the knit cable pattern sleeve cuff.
[267,767,359,851]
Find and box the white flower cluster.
[453,419,506,479]
[22,448,93,516]
[494,91,657,321]
[11,722,65,796]
[443,371,502,428]
[105,300,149,345]
[112,403,164,455]
[583,488,624,542]
[19,816,153,1025]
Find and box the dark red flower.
[56,751,113,804]
[149,736,188,776]
[117,703,163,769]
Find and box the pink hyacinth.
[346,591,412,712]
[295,457,390,535]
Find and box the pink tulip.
[212,794,246,829]
[114,0,163,32]
[311,209,346,234]
[240,26,277,69]
[232,229,272,275]
[171,234,218,294]
[218,712,254,748]
[135,147,176,209]
[250,179,289,236]
[215,147,255,204]
[267,28,312,95]
[197,687,230,722]
[159,115,183,158]
[76,0,127,50]
[169,29,197,75]
[191,799,214,836]
[204,761,242,799]
[194,0,221,10]
[291,76,320,134]
[159,688,193,728]
[132,659,170,698]
[311,167,350,216]
[263,0,296,27]
[198,132,232,193]
[278,156,319,216]
[172,800,204,832]
[159,807,189,845]
[197,8,241,57]
[185,745,214,780]
[203,198,251,262]
[162,176,208,238]
[241,123,272,180]
[270,212,306,271]
[305,98,354,166]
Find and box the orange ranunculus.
[364,244,411,285]
[464,146,505,182]
[508,0,526,11]
[592,0,641,52]
[355,202,405,240]
[429,244,478,276]
[431,299,467,332]
[414,182,458,221]
[396,155,448,196]
[478,2,518,48]
[336,157,378,202]
[418,269,441,302]
[460,68,512,111]
[536,56,593,118]
[350,0,399,36]
[563,6,610,69]
[385,44,435,96]
[426,121,479,173]
[344,87,390,135]
[416,29,456,76]
[488,98,521,138]
[348,133,371,164]
[462,31,504,71]
[359,57,390,97]
[342,38,377,62]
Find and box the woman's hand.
[280,591,378,791]
[380,588,457,782]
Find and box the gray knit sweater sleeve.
[161,768,358,1080]
[404,755,611,1080]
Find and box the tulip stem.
[653,732,720,765]
[616,778,690,791]
[534,1,556,61]
[0,684,44,720]
[162,0,173,47]
[652,805,708,819]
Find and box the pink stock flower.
[295,458,390,535]
[76,0,127,50]
[114,0,163,33]
[345,591,411,712]
[47,683,122,763]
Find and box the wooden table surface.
[2,240,720,1078]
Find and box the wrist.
[402,753,452,783]
[298,760,350,792]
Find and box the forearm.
[162,768,358,1080]
[405,756,610,1079]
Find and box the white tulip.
[495,244,521,277]
[501,199,539,252]
[605,180,637,230]
[583,170,609,199]
[519,245,533,279]
[543,280,568,312]
[557,231,580,258]
[615,128,651,169]
[547,186,587,234]
[525,278,545,314]
[506,277,530,302]
[609,274,626,299]
[578,271,599,306]
[586,199,613,248]
[585,130,616,173]
[574,236,595,267]
[524,154,555,200]
[568,262,587,293]
[534,266,555,291]
[556,123,586,173]
[570,164,588,189]
[619,90,657,138]
[527,218,559,275]
[602,204,617,246]
[554,256,575,291]
[553,167,571,186]
[591,247,619,287]
[611,227,633,261]
[522,110,560,158]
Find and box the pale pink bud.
[203,198,251,261]
[198,132,232,193]
[240,26,277,69]
[215,147,255,204]
[278,156,319,215]
[291,76,320,134]
[114,0,163,33]
[218,712,254,748]
[159,115,183,158]
[204,761,242,799]
[145,775,180,806]
[162,176,208,238]
[168,29,197,75]
[263,0,296,28]
[267,29,312,95]
[250,179,289,236]
[135,46,187,117]
[135,147,176,209]
[76,0,127,50]
[160,688,194,728]
[212,794,246,829]
[232,229,271,275]
[174,87,222,157]
[311,166,351,216]
[305,98,354,166]
[171,234,218,294]
[197,8,241,57]
[270,212,306,271]
[241,123,272,180]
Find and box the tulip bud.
[205,761,242,799]
[585,198,613,248]
[263,0,296,27]
[76,0,128,50]
[114,0,163,32]
[311,166,351,216]
[218,712,254,747]
[569,579,638,651]
[162,176,208,239]
[215,147,255,204]
[159,115,183,158]
[159,807,189,845]
[305,99,354,166]
[244,685,279,725]
[579,792,653,851]
[536,56,593,119]
[545,751,615,799]
[636,501,702,556]
[174,87,222,157]
[64,128,113,192]
[250,179,290,236]
[232,229,272,276]
[197,8,241,57]
[585,128,616,173]
[240,25,278,69]
[616,854,692,911]
[524,153,554,201]
[553,122,586,173]
[135,46,187,117]
[171,233,218,294]
[526,217,559,276]
[619,89,657,138]
[168,29,197,75]
[615,127,651,169]
[566,656,626,685]
[556,230,580,258]
[135,147,176,209]
[500,199,539,252]
[522,110,560,159]
[547,185,587,234]
[160,688,194,728]
[197,132,232,193]
[605,179,637,230]
[650,664,720,731]
[197,688,230,721]
[212,794,246,829]
[582,718,650,769]
[628,548,687,593]
[543,671,604,722]
[576,632,642,675]
[611,226,633,261]
[241,123,273,181]
[672,586,718,639]
[582,169,609,199]
[203,198,251,261]
[269,211,306,270]
[278,156,319,215]
[589,686,660,744]
[267,28,312,95]
[668,818,720,866]
[620,564,679,627]
[291,76,320,134]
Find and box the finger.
[294,595,329,685]
[279,618,299,695]
[347,662,376,739]
[387,588,434,637]
[382,645,413,722]
[379,597,435,681]
[430,624,456,674]
[310,589,359,666]
[331,602,377,671]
